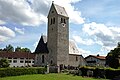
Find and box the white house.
[85,55,106,67]
[0,51,35,67]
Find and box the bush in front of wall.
[79,67,120,79]
[0,67,46,77]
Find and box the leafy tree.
[0,58,10,68]
[106,42,120,68]
[3,44,14,52]
[21,48,31,52]
[0,49,2,51]
[1,44,31,53]
[15,47,31,53]
[15,46,21,52]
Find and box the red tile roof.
[0,51,35,59]
[85,55,106,60]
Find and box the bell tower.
[47,2,69,66]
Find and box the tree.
[21,48,31,52]
[0,58,10,68]
[15,46,21,52]
[15,47,31,53]
[3,44,14,52]
[106,42,120,68]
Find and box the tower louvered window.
[50,18,52,25]
[53,18,55,24]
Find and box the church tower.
[47,2,69,66]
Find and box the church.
[34,3,86,67]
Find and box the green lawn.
[0,73,108,80]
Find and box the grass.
[0,73,108,80]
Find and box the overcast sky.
[0,0,120,57]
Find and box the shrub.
[79,67,120,79]
[0,67,46,77]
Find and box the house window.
[28,61,31,63]
[20,61,24,63]
[42,55,45,63]
[13,60,17,63]
[8,57,12,59]
[25,61,28,63]
[20,58,24,59]
[76,56,78,61]
[32,61,34,63]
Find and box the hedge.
[0,67,46,77]
[79,67,120,79]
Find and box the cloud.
[0,20,6,25]
[0,26,15,42]
[78,48,92,57]
[73,35,95,45]
[0,0,40,26]
[0,0,84,26]
[15,27,24,34]
[30,0,84,24]
[82,22,120,51]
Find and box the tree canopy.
[106,42,120,68]
[0,44,31,53]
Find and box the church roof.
[69,40,80,54]
[34,36,49,54]
[48,3,68,17]
[53,3,68,17]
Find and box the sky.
[0,0,120,57]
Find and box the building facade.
[85,55,106,67]
[34,3,86,67]
[0,51,35,67]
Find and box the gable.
[48,3,68,18]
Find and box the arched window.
[51,60,53,64]
[42,55,44,63]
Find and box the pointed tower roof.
[48,3,68,17]
[34,35,49,54]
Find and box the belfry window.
[64,19,66,24]
[50,18,52,25]
[61,18,63,23]
[50,18,55,25]
[53,18,55,24]
[42,55,45,63]
[61,18,66,24]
